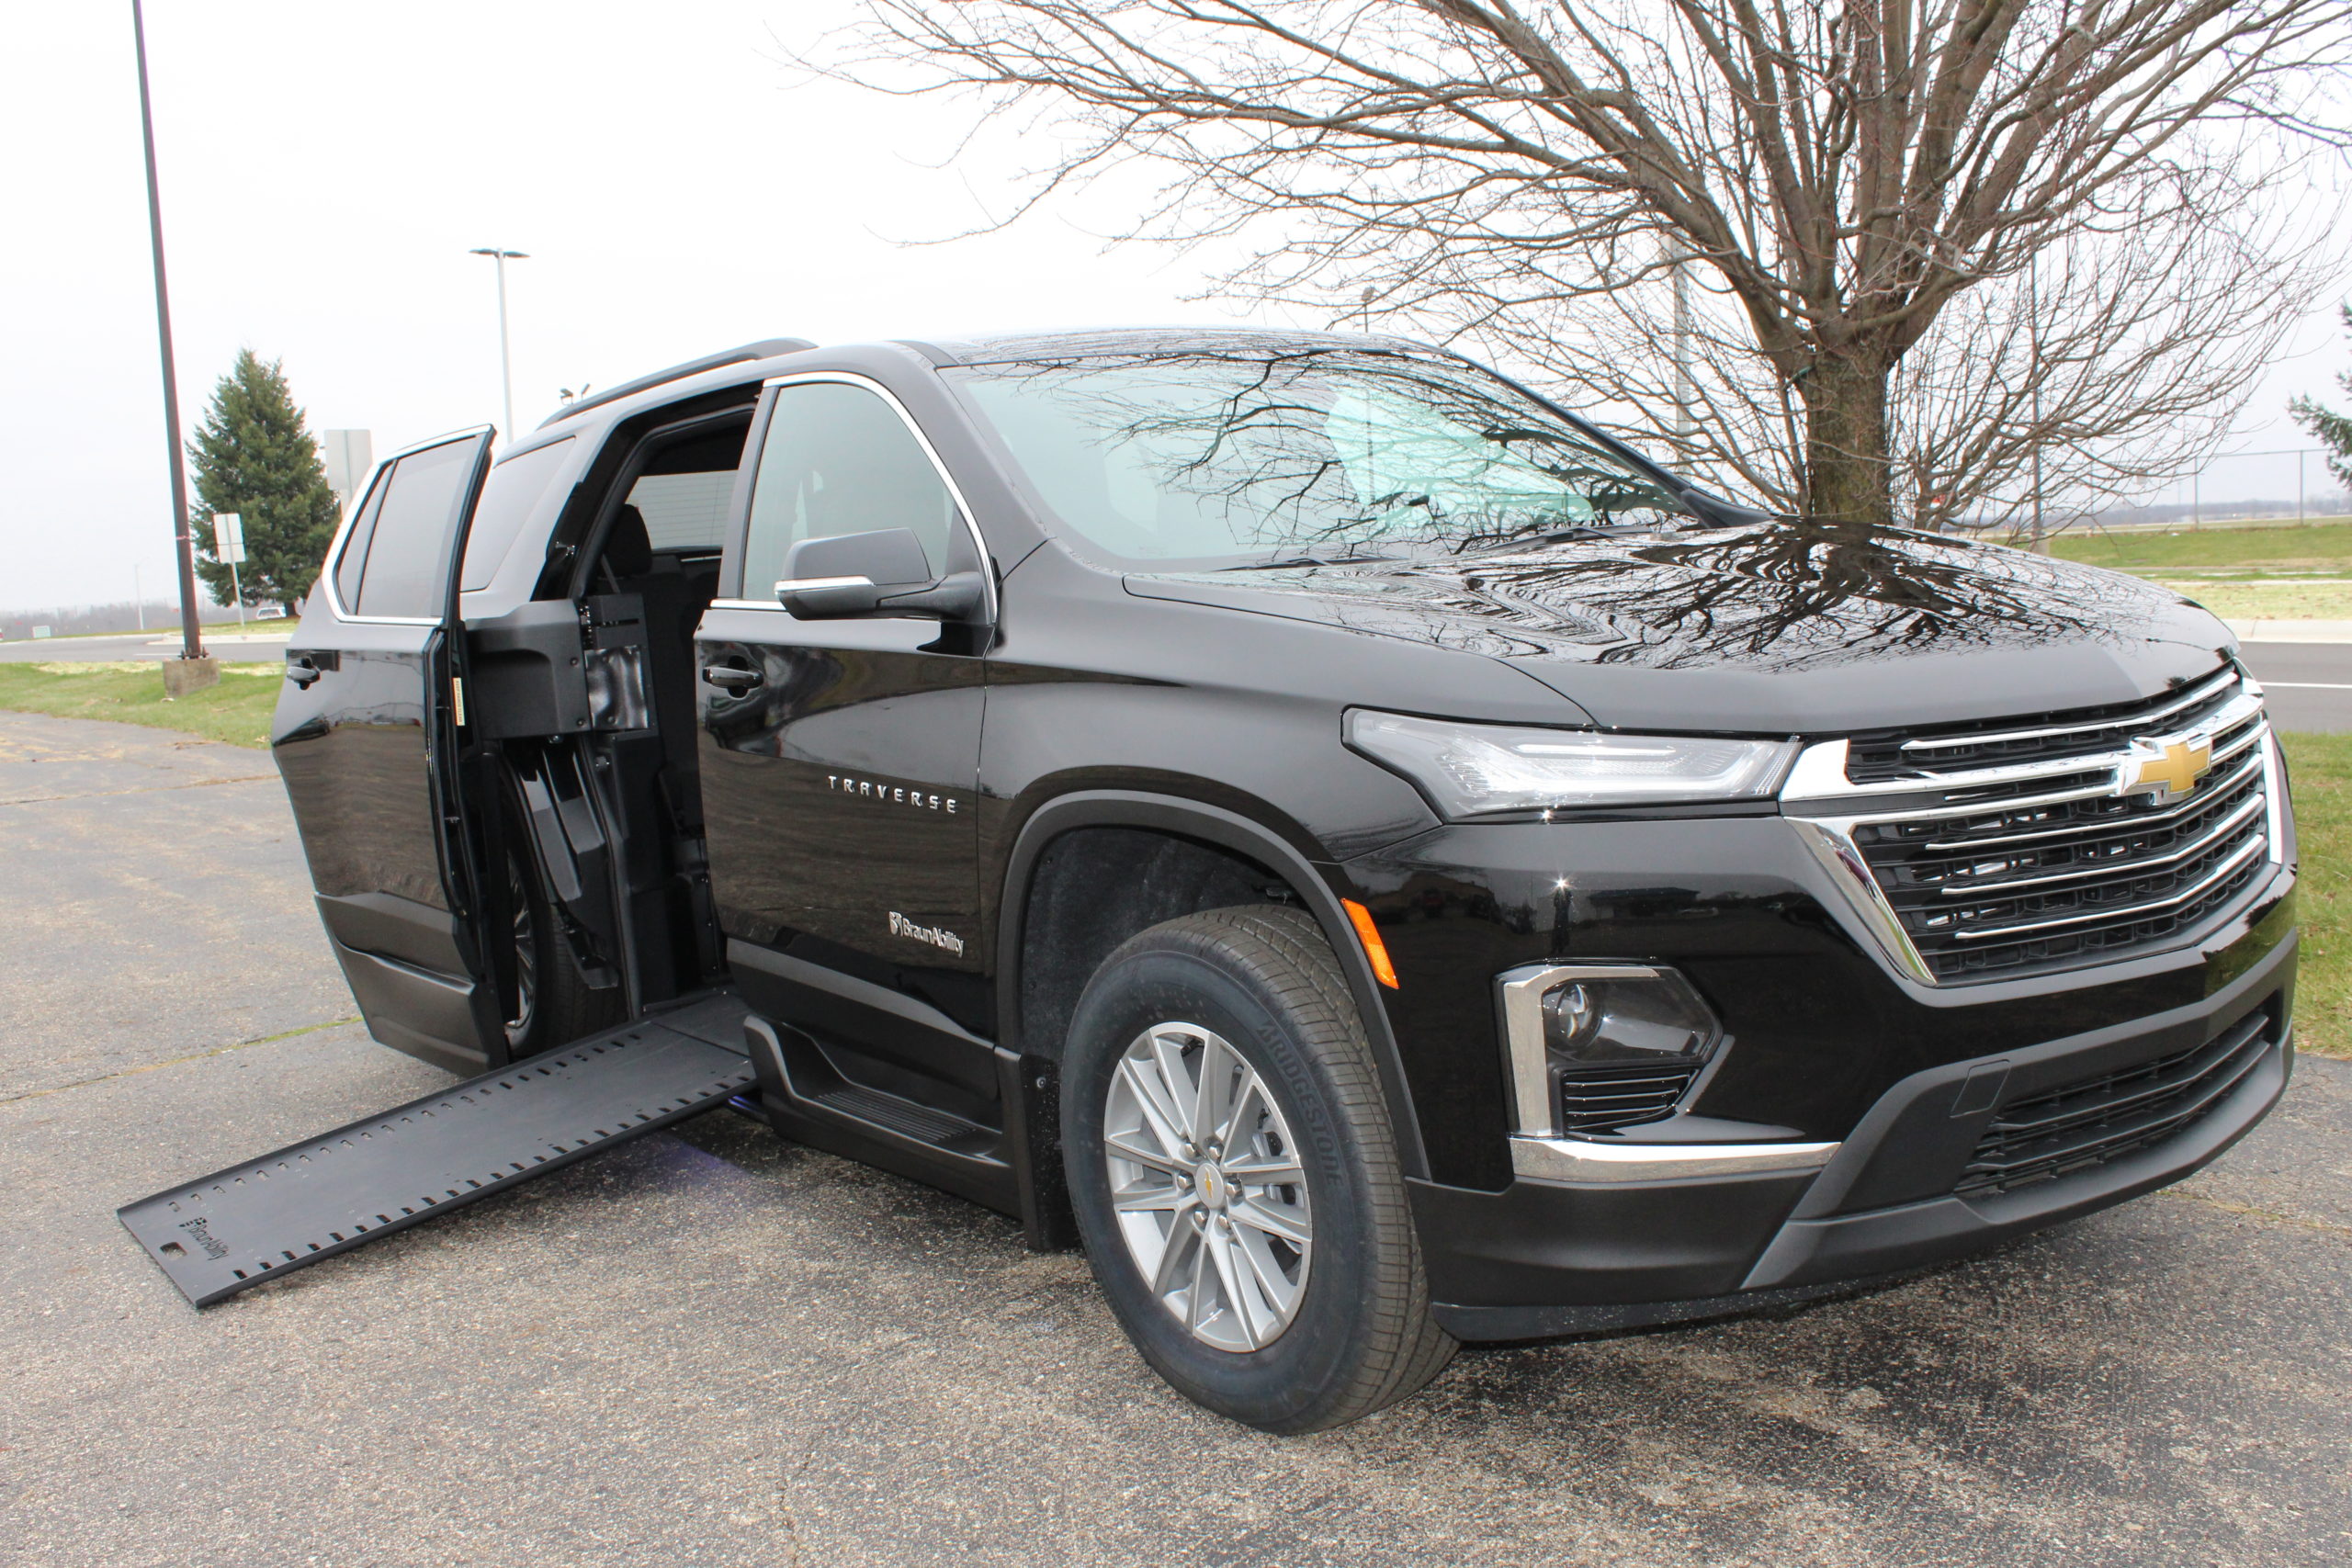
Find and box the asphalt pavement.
[3,708,2350,1568]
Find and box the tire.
[1061,904,1456,1432]
[499,840,621,1059]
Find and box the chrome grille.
[1845,666,2245,783]
[1786,669,2278,986]
[1556,1061,1701,1134]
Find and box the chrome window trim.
[732,370,1000,623]
[1493,962,1838,1183]
[317,425,496,628]
[1783,685,2278,987]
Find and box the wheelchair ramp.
[119,993,753,1307]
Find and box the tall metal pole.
[131,0,203,661]
[469,247,528,435]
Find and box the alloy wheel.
[1102,1021,1314,1352]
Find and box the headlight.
[1345,709,1797,819]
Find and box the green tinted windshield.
[949,350,1687,565]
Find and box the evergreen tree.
[2290,305,2352,493]
[187,350,342,609]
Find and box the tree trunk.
[1799,355,1894,526]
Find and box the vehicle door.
[696,375,997,1111]
[276,428,504,1076]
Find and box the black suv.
[276,329,2296,1430]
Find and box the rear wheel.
[1061,905,1455,1432]
[500,841,619,1058]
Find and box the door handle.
[286,654,328,687]
[702,663,763,694]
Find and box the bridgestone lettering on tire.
[1061,905,1456,1432]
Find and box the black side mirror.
[773,528,986,623]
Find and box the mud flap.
[119,993,753,1307]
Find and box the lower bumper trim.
[1511,1134,1839,1184]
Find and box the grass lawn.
[2156,579,2352,622]
[0,660,283,749]
[2050,520,2352,576]
[1,663,2341,1057]
[2283,731,2349,1060]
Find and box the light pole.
[468,247,528,435]
[130,0,205,666]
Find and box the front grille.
[1849,731,2271,981]
[1956,1008,2275,1195]
[1557,1061,1701,1134]
[1846,665,2245,784]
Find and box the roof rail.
[535,337,817,429]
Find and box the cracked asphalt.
[3,708,2348,1567]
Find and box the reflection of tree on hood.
[1376,517,2163,671]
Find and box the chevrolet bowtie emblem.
[2120,735,2214,801]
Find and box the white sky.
[4,1,2346,613]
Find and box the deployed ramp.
[120,993,754,1306]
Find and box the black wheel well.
[1013,825,1301,1066]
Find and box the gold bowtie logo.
[2122,736,2213,800]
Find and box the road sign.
[322,431,373,512]
[211,513,246,564]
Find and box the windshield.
[948,349,1690,567]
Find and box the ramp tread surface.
[119,994,752,1306]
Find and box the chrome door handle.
[702,663,763,693]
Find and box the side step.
[119,993,753,1307]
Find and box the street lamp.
[130,0,206,668]
[468,247,529,436]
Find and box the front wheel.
[1061,905,1455,1432]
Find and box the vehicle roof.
[502,326,1445,460]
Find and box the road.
[0,629,290,664]
[6,630,2345,729]
[3,707,2349,1568]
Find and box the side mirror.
[774,528,986,622]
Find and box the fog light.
[1498,964,1724,1137]
[1539,972,1718,1066]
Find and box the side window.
[333,473,388,612]
[741,382,958,594]
[460,437,575,592]
[618,418,750,555]
[348,437,477,618]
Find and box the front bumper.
[1413,926,2295,1341]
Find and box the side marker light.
[1341,898,1399,989]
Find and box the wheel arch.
[995,790,1430,1186]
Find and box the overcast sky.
[4,1,2346,614]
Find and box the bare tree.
[819,2,2350,529]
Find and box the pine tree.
[2290,305,2352,494]
[187,350,343,610]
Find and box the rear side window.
[620,419,750,553]
[332,477,387,613]
[741,382,958,593]
[460,437,575,591]
[337,436,479,618]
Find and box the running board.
[119,993,753,1307]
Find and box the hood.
[1124,519,2237,734]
